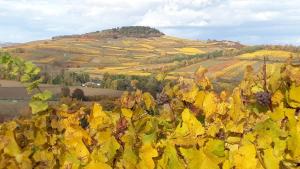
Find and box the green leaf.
[204,139,225,157]
[24,61,35,74]
[29,100,48,114]
[20,74,31,83]
[33,90,52,101]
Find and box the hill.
[0,42,20,48]
[2,26,299,91]
[2,26,243,76]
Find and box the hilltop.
[53,26,165,39]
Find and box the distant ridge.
[0,42,20,48]
[53,26,164,40]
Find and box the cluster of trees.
[39,69,91,86]
[108,26,164,38]
[101,73,163,95]
[53,26,164,39]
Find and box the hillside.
[2,26,243,76]
[2,26,300,90]
[0,42,20,48]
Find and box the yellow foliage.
[176,47,205,55]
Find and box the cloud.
[0,0,299,44]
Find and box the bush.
[71,88,85,101]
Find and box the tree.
[72,88,85,101]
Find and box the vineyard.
[0,53,300,169]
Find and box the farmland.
[2,27,300,92]
[2,27,243,79]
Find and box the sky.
[0,0,300,45]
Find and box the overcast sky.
[1,0,300,45]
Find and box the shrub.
[71,88,85,101]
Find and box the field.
[0,80,123,121]
[171,58,258,79]
[236,49,300,61]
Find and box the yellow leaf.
[176,109,204,137]
[89,103,111,132]
[269,104,285,121]
[4,130,21,157]
[60,152,81,169]
[180,147,219,169]
[91,135,120,163]
[268,64,282,91]
[116,145,138,169]
[84,161,112,169]
[143,92,155,110]
[182,83,199,103]
[157,143,185,169]
[287,83,300,108]
[15,150,32,169]
[194,91,206,109]
[194,67,211,89]
[92,103,104,118]
[33,150,54,163]
[263,148,280,169]
[229,88,246,122]
[233,143,258,169]
[34,130,47,146]
[121,108,133,118]
[287,121,300,160]
[203,92,218,118]
[63,126,91,164]
[204,139,225,157]
[138,143,158,169]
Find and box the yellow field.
[237,50,296,61]
[213,61,250,78]
[176,47,205,55]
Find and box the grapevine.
[0,52,300,169]
[0,52,52,114]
